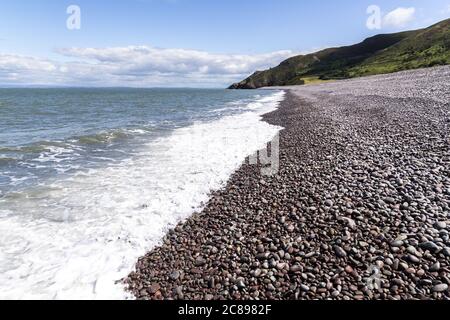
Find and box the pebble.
[432,284,448,293]
[407,255,420,264]
[391,240,404,248]
[236,278,246,289]
[434,221,447,230]
[300,284,310,292]
[290,265,302,273]
[334,246,347,258]
[331,290,340,298]
[169,271,180,281]
[429,262,440,272]
[149,283,160,294]
[195,256,206,266]
[442,247,450,257]
[419,241,440,252]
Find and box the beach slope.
[127,66,450,300]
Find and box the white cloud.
[56,46,297,76]
[0,54,60,84]
[383,7,416,28]
[0,54,56,72]
[0,46,301,87]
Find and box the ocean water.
[0,88,284,299]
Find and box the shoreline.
[0,89,284,300]
[125,66,450,300]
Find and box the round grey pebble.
[432,284,448,293]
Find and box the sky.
[0,0,449,87]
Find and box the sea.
[0,88,284,299]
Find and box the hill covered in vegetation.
[229,19,450,89]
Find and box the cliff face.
[228,71,263,89]
[229,19,450,89]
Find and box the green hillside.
[229,18,450,89]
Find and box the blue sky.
[0,0,449,87]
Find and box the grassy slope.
[229,19,450,89]
[349,19,450,77]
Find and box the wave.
[0,91,285,300]
[75,130,132,145]
[0,129,144,155]
[0,140,76,153]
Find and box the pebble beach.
[126,66,450,300]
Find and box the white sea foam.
[0,91,285,300]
